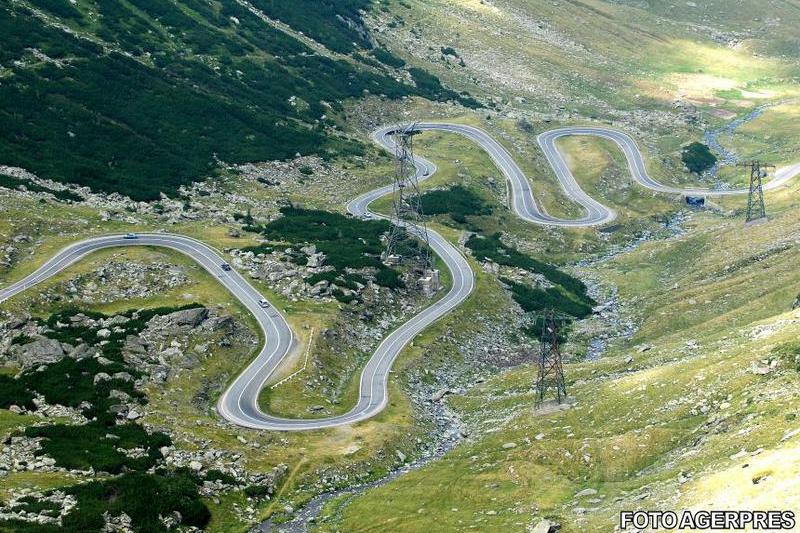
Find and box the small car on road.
[123,233,138,239]
[221,263,232,271]
[258,299,270,308]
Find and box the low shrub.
[501,278,593,319]
[467,233,592,302]
[253,207,408,288]
[682,142,717,174]
[772,341,800,371]
[418,185,492,221]
[61,471,210,531]
[0,375,36,410]
[25,422,170,474]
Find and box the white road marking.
[2,124,797,430]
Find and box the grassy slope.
[1,0,798,530]
[380,0,800,107]
[315,128,800,532]
[373,0,800,185]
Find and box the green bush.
[682,142,717,174]
[418,185,492,221]
[522,315,571,343]
[205,469,237,485]
[19,357,143,422]
[10,334,34,346]
[29,0,83,19]
[440,46,459,57]
[2,1,479,200]
[13,496,62,516]
[233,211,256,226]
[244,484,273,499]
[25,422,170,474]
[466,233,592,302]
[61,472,210,531]
[240,244,275,255]
[255,207,407,289]
[306,270,368,291]
[375,266,404,289]
[248,0,373,53]
[370,48,406,68]
[408,68,481,108]
[9,304,202,422]
[0,305,224,533]
[0,375,36,411]
[501,278,593,319]
[332,289,358,304]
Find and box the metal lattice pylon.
[740,160,773,223]
[535,310,567,407]
[384,123,432,272]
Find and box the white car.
[258,299,270,308]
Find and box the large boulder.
[161,307,208,328]
[203,314,234,332]
[124,335,149,354]
[9,338,64,367]
[532,519,561,533]
[71,343,96,360]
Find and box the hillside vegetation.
[314,142,800,533]
[0,0,476,200]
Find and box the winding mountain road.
[1,124,797,430]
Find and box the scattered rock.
[431,389,451,402]
[532,519,561,533]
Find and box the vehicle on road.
[4,124,791,431]
[123,233,138,239]
[258,299,270,308]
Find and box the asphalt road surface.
[1,124,798,430]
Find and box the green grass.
[316,176,800,532]
[721,103,800,171]
[0,410,36,439]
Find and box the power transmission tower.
[739,160,774,223]
[383,124,433,274]
[535,310,567,408]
